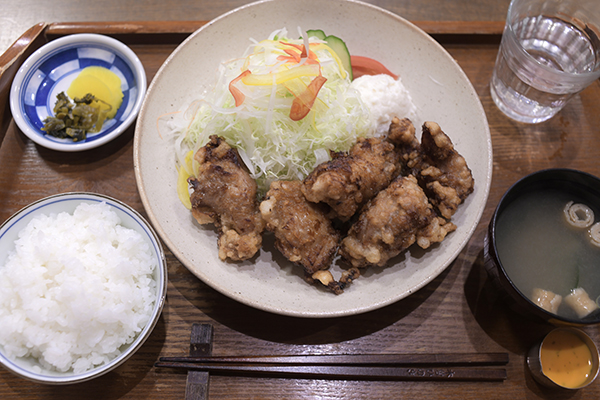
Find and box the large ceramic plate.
[134,0,493,317]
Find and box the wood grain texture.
[0,22,46,145]
[0,0,512,55]
[1,15,600,400]
[43,20,506,36]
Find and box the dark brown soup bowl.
[484,168,600,326]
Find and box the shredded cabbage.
[174,28,372,195]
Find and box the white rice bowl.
[0,193,166,384]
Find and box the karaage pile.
[186,116,474,294]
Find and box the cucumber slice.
[324,34,353,80]
[306,29,326,40]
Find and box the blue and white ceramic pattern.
[10,34,146,151]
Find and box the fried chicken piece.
[311,267,361,295]
[341,175,454,268]
[416,215,457,249]
[260,180,341,291]
[301,137,399,221]
[388,118,474,220]
[188,135,264,261]
[387,117,423,176]
[419,121,474,219]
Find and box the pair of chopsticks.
[155,352,509,381]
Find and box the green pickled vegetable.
[42,92,111,141]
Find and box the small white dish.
[0,192,167,384]
[10,34,147,152]
[134,0,493,317]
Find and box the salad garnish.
[174,28,375,198]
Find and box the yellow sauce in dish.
[67,66,123,119]
[540,329,594,388]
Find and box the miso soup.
[495,187,600,321]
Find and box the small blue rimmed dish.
[9,34,146,152]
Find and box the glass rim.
[501,20,600,82]
[503,0,600,79]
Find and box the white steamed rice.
[0,202,157,374]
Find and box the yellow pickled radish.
[67,66,123,119]
[176,151,195,210]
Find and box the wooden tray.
[1,21,600,400]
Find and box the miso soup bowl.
[484,168,600,326]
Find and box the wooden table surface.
[0,0,512,56]
[2,1,600,399]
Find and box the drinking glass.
[490,0,600,124]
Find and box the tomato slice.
[350,55,398,79]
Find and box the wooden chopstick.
[158,352,509,366]
[155,353,508,382]
[154,362,507,381]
